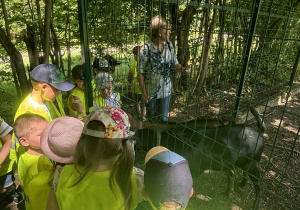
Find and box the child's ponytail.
[111,139,134,210]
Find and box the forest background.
[0,0,299,122]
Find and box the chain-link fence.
[77,0,300,209]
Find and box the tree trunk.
[1,0,10,38]
[169,4,180,47]
[66,0,72,79]
[23,24,39,71]
[215,0,225,84]
[0,27,30,96]
[1,0,22,97]
[170,0,198,91]
[50,22,65,73]
[192,1,218,94]
[43,0,52,63]
[199,6,217,88]
[36,0,43,55]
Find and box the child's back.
[51,106,138,210]
[56,165,137,209]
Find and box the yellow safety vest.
[56,165,138,210]
[10,94,65,163]
[18,153,52,210]
[67,87,86,117]
[129,60,142,94]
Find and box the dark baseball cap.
[93,57,110,72]
[31,64,75,91]
[103,55,121,66]
[144,147,193,209]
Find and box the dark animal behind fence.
[134,107,265,210]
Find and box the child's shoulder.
[0,117,12,135]
[19,152,41,161]
[15,95,50,122]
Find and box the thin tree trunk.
[192,3,209,94]
[36,0,43,56]
[190,9,205,80]
[215,0,225,84]
[0,27,30,96]
[43,0,52,63]
[170,0,196,91]
[1,0,10,38]
[192,1,218,94]
[66,0,71,78]
[199,6,217,88]
[50,22,65,73]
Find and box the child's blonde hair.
[73,120,134,210]
[14,113,47,139]
[31,79,43,91]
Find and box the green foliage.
[0,62,13,82]
[0,82,18,125]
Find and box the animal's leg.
[224,170,234,197]
[248,164,261,210]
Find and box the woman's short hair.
[150,16,168,40]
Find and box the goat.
[165,107,265,210]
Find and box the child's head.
[40,117,84,164]
[104,54,121,73]
[74,106,135,209]
[14,114,48,154]
[93,55,120,74]
[144,146,193,210]
[94,73,114,98]
[71,65,84,90]
[132,46,140,61]
[30,64,75,102]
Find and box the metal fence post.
[233,0,261,119]
[77,0,93,113]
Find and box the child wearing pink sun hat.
[47,106,143,210]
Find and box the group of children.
[0,55,194,210]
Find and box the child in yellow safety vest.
[14,114,53,210]
[0,117,23,208]
[11,64,75,163]
[47,106,143,210]
[67,65,86,120]
[94,72,121,108]
[39,116,84,210]
[128,46,146,120]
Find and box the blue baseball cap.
[31,64,75,91]
[144,147,193,209]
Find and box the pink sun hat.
[40,116,84,163]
